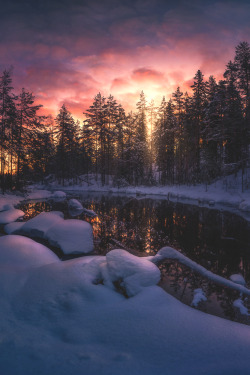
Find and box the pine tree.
[223,65,244,167]
[146,99,157,184]
[154,98,176,184]
[84,93,107,185]
[181,92,195,182]
[234,42,250,112]
[113,104,128,186]
[105,95,119,185]
[133,91,148,185]
[202,76,222,181]
[190,70,208,180]
[233,42,250,171]
[123,111,137,185]
[172,87,184,182]
[55,104,78,185]
[0,69,17,193]
[15,88,43,188]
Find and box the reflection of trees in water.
[20,195,250,283]
[160,261,250,325]
[19,194,250,324]
[20,201,52,220]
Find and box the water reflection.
[19,193,250,324]
[20,195,250,281]
[21,200,52,220]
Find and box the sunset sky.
[1,0,250,120]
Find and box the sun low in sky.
[1,0,250,120]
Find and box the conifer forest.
[1,41,250,192]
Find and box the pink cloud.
[131,67,165,83]
[2,1,249,120]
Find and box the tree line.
[0,42,250,192]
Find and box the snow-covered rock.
[3,209,94,255]
[51,191,67,199]
[102,249,161,296]
[68,198,83,210]
[191,288,207,307]
[229,273,246,286]
[0,206,24,224]
[14,211,64,239]
[45,219,93,254]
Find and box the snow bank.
[0,235,59,268]
[45,219,93,254]
[0,194,23,211]
[4,221,24,234]
[153,246,250,296]
[35,167,250,220]
[26,189,66,200]
[1,203,14,211]
[0,206,24,224]
[1,249,250,375]
[27,189,52,200]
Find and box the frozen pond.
[18,191,250,324]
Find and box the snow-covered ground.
[1,175,250,374]
[31,169,250,220]
[1,235,250,375]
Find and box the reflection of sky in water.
[19,194,250,325]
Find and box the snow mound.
[0,235,59,268]
[15,211,64,239]
[1,248,250,374]
[0,206,24,224]
[191,288,207,307]
[45,219,93,254]
[68,199,84,216]
[5,210,93,255]
[27,189,52,200]
[4,221,24,234]
[0,203,14,211]
[102,249,161,296]
[68,199,83,210]
[229,274,246,286]
[0,194,23,212]
[51,191,67,199]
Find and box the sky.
[1,0,250,120]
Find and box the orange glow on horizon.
[35,65,223,124]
